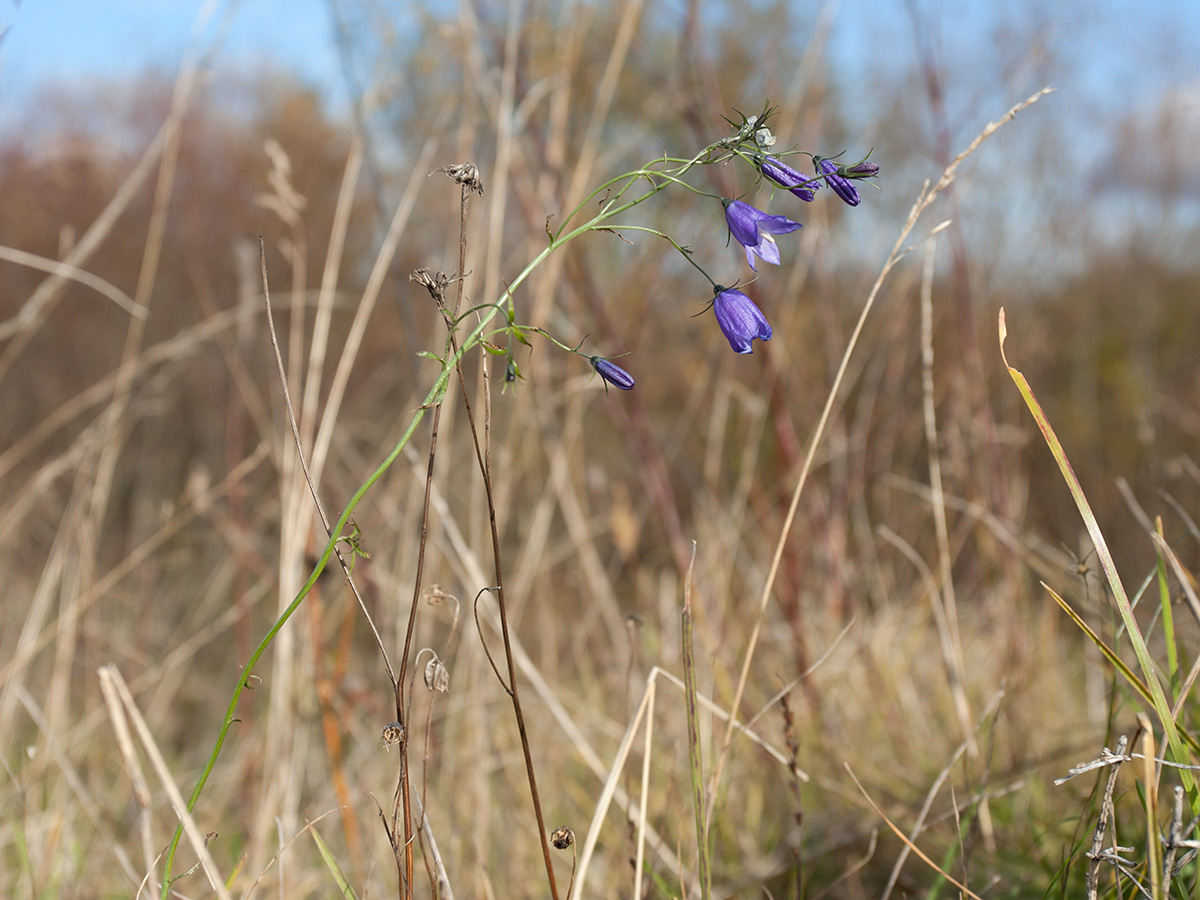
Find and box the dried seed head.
[424,654,450,693]
[409,267,450,305]
[436,162,484,195]
[551,826,575,850]
[424,584,456,606]
[380,721,405,750]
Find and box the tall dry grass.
[2,2,1199,899]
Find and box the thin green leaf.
[1043,582,1154,707]
[310,825,359,900]
[1154,517,1179,697]
[1000,308,1198,808]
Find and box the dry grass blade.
[845,764,984,900]
[309,129,444,479]
[98,666,232,900]
[257,240,392,682]
[572,671,657,900]
[0,245,147,319]
[1137,716,1163,900]
[98,669,157,886]
[681,544,710,900]
[13,684,141,888]
[0,443,268,692]
[880,690,1007,900]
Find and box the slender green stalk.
[1155,517,1179,698]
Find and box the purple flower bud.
[757,155,819,202]
[590,356,635,391]
[815,157,860,207]
[723,199,803,271]
[844,161,879,178]
[712,286,772,354]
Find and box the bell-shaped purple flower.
[757,155,819,202]
[723,199,803,271]
[712,286,772,354]
[814,157,860,207]
[590,356,635,391]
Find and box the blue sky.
[0,0,347,107]
[3,0,1198,123]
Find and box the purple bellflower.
[757,155,819,202]
[723,199,803,271]
[590,356,635,391]
[814,157,860,207]
[712,286,772,354]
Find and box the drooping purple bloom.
[712,286,772,354]
[814,157,860,207]
[723,199,803,270]
[757,155,819,202]
[590,356,635,391]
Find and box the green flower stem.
[160,199,621,896]
[521,326,583,356]
[612,225,719,287]
[553,142,731,241]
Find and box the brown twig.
[431,166,561,898]
[392,167,484,900]
[1085,735,1129,900]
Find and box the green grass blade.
[310,825,359,900]
[1154,517,1180,698]
[999,309,1197,808]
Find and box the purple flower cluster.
[704,143,878,355]
[578,118,880,385]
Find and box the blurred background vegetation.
[1,0,1198,898]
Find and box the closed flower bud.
[757,155,819,202]
[590,356,635,391]
[814,157,860,207]
[844,160,879,178]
